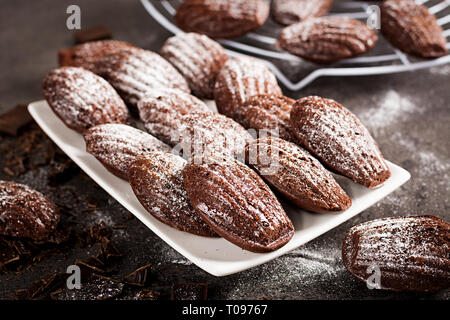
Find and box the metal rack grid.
[141,0,450,91]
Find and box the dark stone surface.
[0,0,448,299]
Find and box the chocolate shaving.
[124,264,152,287]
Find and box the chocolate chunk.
[74,26,112,43]
[124,264,152,287]
[0,104,33,136]
[171,283,208,300]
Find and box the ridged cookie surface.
[278,17,378,63]
[271,0,334,25]
[137,88,212,146]
[179,113,253,159]
[214,57,282,120]
[0,180,60,241]
[42,67,129,133]
[160,33,229,99]
[175,0,269,39]
[245,137,351,212]
[238,94,295,142]
[58,40,134,72]
[129,152,216,237]
[84,124,170,180]
[290,96,390,188]
[380,0,447,58]
[342,215,450,292]
[94,47,189,108]
[183,156,294,252]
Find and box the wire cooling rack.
[141,0,450,91]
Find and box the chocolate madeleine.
[342,215,450,292]
[179,113,253,159]
[175,0,269,39]
[129,152,217,237]
[137,88,212,146]
[160,33,229,99]
[381,0,447,58]
[278,17,378,64]
[183,155,294,252]
[84,124,170,180]
[0,180,60,241]
[214,56,282,120]
[42,67,129,133]
[245,137,351,212]
[58,40,134,72]
[94,47,190,108]
[237,94,296,142]
[290,96,390,188]
[271,0,334,26]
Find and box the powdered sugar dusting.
[214,56,282,119]
[160,33,229,98]
[84,123,170,180]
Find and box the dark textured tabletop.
[0,0,449,300]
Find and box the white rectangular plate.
[28,100,410,277]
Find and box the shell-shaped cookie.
[278,17,378,64]
[0,180,60,241]
[179,113,253,159]
[342,215,450,292]
[94,47,190,108]
[183,156,294,252]
[175,0,269,39]
[245,137,351,212]
[160,33,229,99]
[84,124,170,180]
[214,57,282,120]
[129,152,217,237]
[271,0,334,25]
[42,67,129,133]
[137,88,212,146]
[58,40,134,72]
[290,96,391,188]
[380,0,447,58]
[238,94,295,142]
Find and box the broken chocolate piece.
[74,26,112,43]
[0,104,33,136]
[124,264,152,287]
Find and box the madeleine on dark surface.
[0,180,60,241]
[245,137,351,213]
[175,0,269,39]
[342,215,450,292]
[290,96,391,188]
[129,152,217,237]
[42,67,129,133]
[183,155,294,253]
[84,123,170,180]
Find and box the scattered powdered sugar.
[358,90,420,134]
